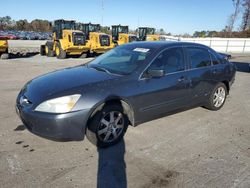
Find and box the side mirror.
[147,69,165,78]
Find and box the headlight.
[35,94,81,113]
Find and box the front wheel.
[46,43,54,57]
[79,53,87,58]
[204,83,227,111]
[55,43,66,59]
[86,104,128,148]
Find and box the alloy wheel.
[97,111,124,143]
[213,86,226,108]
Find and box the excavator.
[111,25,137,45]
[76,23,114,55]
[0,36,9,59]
[138,27,160,41]
[40,19,90,59]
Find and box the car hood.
[20,65,118,104]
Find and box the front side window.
[148,47,185,74]
[187,47,212,68]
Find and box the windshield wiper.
[91,66,110,74]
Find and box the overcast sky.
[0,0,243,35]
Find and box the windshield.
[88,46,153,75]
[147,28,155,35]
[89,24,100,32]
[118,26,128,33]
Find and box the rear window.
[187,47,212,68]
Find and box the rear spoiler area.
[218,52,232,60]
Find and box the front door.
[131,46,191,122]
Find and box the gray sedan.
[16,41,236,147]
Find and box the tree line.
[0,16,52,32]
[193,0,250,38]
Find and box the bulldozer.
[111,25,137,46]
[138,27,160,41]
[76,23,114,55]
[40,19,90,59]
[0,37,9,59]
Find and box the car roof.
[122,41,209,50]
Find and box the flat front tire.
[86,104,128,148]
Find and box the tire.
[46,42,54,57]
[1,53,9,59]
[40,45,46,56]
[204,83,227,111]
[86,104,129,148]
[79,53,87,58]
[55,42,66,59]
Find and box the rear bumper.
[16,105,90,141]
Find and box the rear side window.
[210,53,220,65]
[187,47,212,68]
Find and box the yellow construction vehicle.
[77,23,114,55]
[0,38,9,59]
[111,25,137,46]
[138,27,160,41]
[40,19,90,59]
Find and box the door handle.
[178,76,186,82]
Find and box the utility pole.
[101,0,104,26]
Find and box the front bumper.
[65,46,90,55]
[91,46,114,54]
[16,105,90,141]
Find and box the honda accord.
[16,42,236,147]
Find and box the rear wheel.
[40,45,46,56]
[86,104,128,148]
[55,43,66,59]
[204,83,227,111]
[1,53,9,59]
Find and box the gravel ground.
[0,54,249,188]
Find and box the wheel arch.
[87,96,135,129]
[221,80,230,94]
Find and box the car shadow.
[232,62,250,73]
[97,138,127,188]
